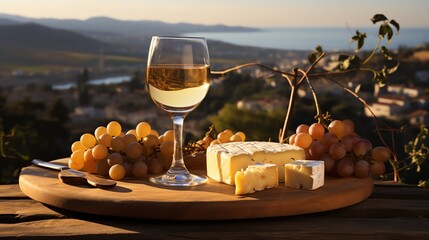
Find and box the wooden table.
[1,182,428,239]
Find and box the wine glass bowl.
[146,36,210,186]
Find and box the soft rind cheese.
[284,160,324,190]
[235,163,278,195]
[206,141,305,185]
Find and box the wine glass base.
[149,173,208,187]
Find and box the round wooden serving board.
[19,158,373,220]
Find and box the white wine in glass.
[146,36,210,186]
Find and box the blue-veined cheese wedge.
[284,160,324,190]
[206,141,305,185]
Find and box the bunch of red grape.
[289,120,390,178]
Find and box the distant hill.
[0,23,116,72]
[0,18,20,25]
[0,14,303,74]
[0,23,102,53]
[0,13,259,36]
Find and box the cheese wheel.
[206,141,305,185]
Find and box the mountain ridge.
[0,13,259,36]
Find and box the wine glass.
[146,36,210,186]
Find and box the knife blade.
[31,159,117,188]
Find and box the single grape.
[70,149,85,165]
[80,133,97,148]
[337,158,354,177]
[69,159,84,170]
[96,158,110,176]
[109,164,126,180]
[222,129,234,139]
[322,132,339,149]
[158,135,165,145]
[296,124,309,134]
[353,139,372,156]
[111,136,125,152]
[71,141,86,152]
[163,130,174,142]
[123,133,137,146]
[229,134,243,142]
[321,155,335,173]
[158,151,173,170]
[235,132,246,141]
[106,121,122,137]
[131,161,148,178]
[84,148,96,162]
[288,134,296,145]
[136,122,151,139]
[372,146,391,163]
[294,132,313,149]
[92,144,108,160]
[217,131,231,144]
[125,142,143,159]
[150,130,160,137]
[309,123,325,140]
[329,142,347,160]
[83,160,97,173]
[123,162,132,177]
[309,140,325,158]
[342,119,355,136]
[143,134,159,155]
[148,157,164,174]
[98,133,112,147]
[94,126,107,139]
[160,140,174,156]
[126,129,137,137]
[370,161,386,176]
[341,134,355,152]
[328,120,346,139]
[107,152,124,166]
[354,160,370,178]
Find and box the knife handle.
[32,159,68,171]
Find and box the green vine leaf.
[388,62,400,74]
[308,45,324,64]
[389,19,400,32]
[371,14,388,24]
[350,30,366,52]
[381,46,393,60]
[404,126,429,172]
[337,54,361,71]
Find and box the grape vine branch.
[211,14,427,183]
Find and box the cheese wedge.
[206,141,305,185]
[235,163,278,195]
[284,160,324,190]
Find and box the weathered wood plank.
[0,217,428,240]
[0,184,27,199]
[0,200,65,223]
[1,183,429,240]
[324,199,429,218]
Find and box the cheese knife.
[31,159,117,188]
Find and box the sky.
[1,0,429,28]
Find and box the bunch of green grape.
[69,121,175,180]
[289,120,390,178]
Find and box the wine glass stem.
[168,115,189,174]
